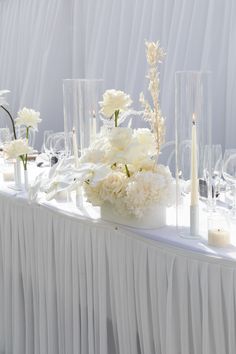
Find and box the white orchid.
[15,107,42,131]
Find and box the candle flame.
[72,127,76,133]
[192,113,196,125]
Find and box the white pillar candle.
[191,114,199,206]
[72,128,79,168]
[208,228,230,247]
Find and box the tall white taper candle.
[190,114,199,235]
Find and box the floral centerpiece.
[0,90,41,189]
[78,41,175,228]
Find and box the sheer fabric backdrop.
[0,0,235,149]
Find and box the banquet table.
[0,179,236,354]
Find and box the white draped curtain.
[0,0,235,149]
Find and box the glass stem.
[212,178,216,211]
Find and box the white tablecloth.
[0,186,236,354]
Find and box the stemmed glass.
[203,145,222,211]
[222,149,236,218]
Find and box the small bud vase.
[24,169,29,191]
[14,158,22,190]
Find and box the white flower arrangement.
[80,124,175,218]
[0,90,41,171]
[79,41,174,218]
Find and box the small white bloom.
[99,89,132,118]
[0,90,10,106]
[3,138,33,160]
[15,107,42,130]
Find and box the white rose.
[99,89,132,118]
[3,138,33,160]
[15,107,42,130]
[0,90,10,106]
[100,171,127,202]
[108,127,132,150]
[134,128,155,151]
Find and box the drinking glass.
[222,149,236,217]
[203,145,222,211]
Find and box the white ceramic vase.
[100,202,166,229]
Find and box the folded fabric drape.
[0,193,235,354]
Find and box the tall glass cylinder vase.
[63,79,104,158]
[175,71,212,238]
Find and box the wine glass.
[49,132,71,164]
[203,145,222,211]
[222,149,236,217]
[0,128,11,147]
[42,130,54,153]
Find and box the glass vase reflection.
[63,79,104,157]
[175,71,212,238]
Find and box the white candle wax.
[191,114,199,206]
[208,228,230,247]
[72,128,79,168]
[2,170,14,181]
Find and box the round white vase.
[100,202,166,229]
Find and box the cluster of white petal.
[80,125,175,218]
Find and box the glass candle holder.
[175,71,212,238]
[63,79,104,157]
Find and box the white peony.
[100,171,127,202]
[108,127,132,150]
[99,89,132,118]
[15,107,42,130]
[3,138,33,160]
[84,182,104,206]
[0,90,10,106]
[125,167,174,217]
